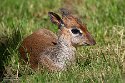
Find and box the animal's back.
[19,28,57,69]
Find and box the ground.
[0,0,125,83]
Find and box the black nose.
[90,40,96,45]
[87,38,96,46]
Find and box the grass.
[0,0,125,83]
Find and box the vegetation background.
[0,0,125,83]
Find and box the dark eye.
[71,29,80,34]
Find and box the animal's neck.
[39,33,76,70]
[52,34,76,67]
[56,43,75,62]
[58,32,75,49]
[57,34,71,47]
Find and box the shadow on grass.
[0,28,22,81]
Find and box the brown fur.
[19,8,96,71]
[61,13,96,45]
[19,29,57,69]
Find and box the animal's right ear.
[48,12,64,27]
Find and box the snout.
[84,32,96,46]
[85,39,96,46]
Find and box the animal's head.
[48,8,96,46]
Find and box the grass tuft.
[0,0,125,82]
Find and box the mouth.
[83,41,96,46]
[84,43,90,46]
[73,41,96,47]
[74,43,90,47]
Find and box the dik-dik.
[19,8,96,71]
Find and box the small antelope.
[19,8,96,71]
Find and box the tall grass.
[0,0,125,83]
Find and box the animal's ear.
[60,8,71,16]
[48,12,64,27]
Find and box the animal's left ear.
[60,8,71,17]
[48,12,64,28]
